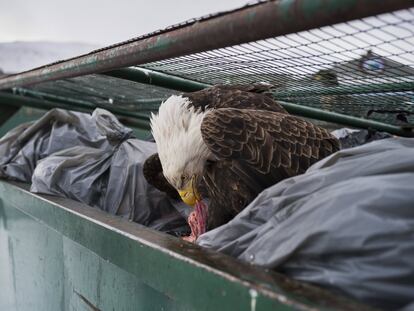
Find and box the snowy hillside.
[0,41,100,74]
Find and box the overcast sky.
[0,0,249,46]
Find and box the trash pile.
[1,108,412,309]
[0,108,190,235]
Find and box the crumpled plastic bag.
[331,127,392,149]
[0,108,189,234]
[198,137,414,310]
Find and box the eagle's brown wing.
[213,83,275,94]
[201,108,339,175]
[200,108,339,229]
[143,153,180,200]
[183,85,287,114]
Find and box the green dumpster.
[0,0,413,310]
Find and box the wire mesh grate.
[141,8,414,126]
[17,75,177,114]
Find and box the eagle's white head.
[150,95,212,206]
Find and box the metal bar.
[103,67,209,92]
[280,101,414,136]
[0,91,152,129]
[11,87,163,111]
[11,88,99,110]
[0,0,412,90]
[2,89,412,136]
[273,81,414,98]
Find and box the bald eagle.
[144,86,339,239]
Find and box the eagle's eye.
[181,174,188,182]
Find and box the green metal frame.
[0,0,411,90]
[104,68,209,92]
[273,81,414,98]
[0,91,152,130]
[280,101,414,136]
[12,87,163,110]
[2,84,413,137]
[0,181,375,311]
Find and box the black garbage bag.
[198,137,414,310]
[0,108,190,234]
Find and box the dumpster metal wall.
[0,193,186,311]
[0,181,375,311]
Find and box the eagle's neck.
[150,95,212,187]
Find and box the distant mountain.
[0,41,101,74]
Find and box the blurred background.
[0,0,248,73]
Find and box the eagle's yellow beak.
[178,178,200,207]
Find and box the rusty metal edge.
[0,0,412,90]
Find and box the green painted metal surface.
[0,196,187,311]
[279,101,414,136]
[104,67,209,92]
[0,103,19,127]
[0,182,375,311]
[11,87,163,113]
[0,91,153,124]
[273,81,414,98]
[0,106,47,137]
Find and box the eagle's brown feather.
[200,108,339,229]
[201,108,339,176]
[143,153,180,200]
[183,85,287,114]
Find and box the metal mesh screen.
[12,75,177,115]
[141,8,414,126]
